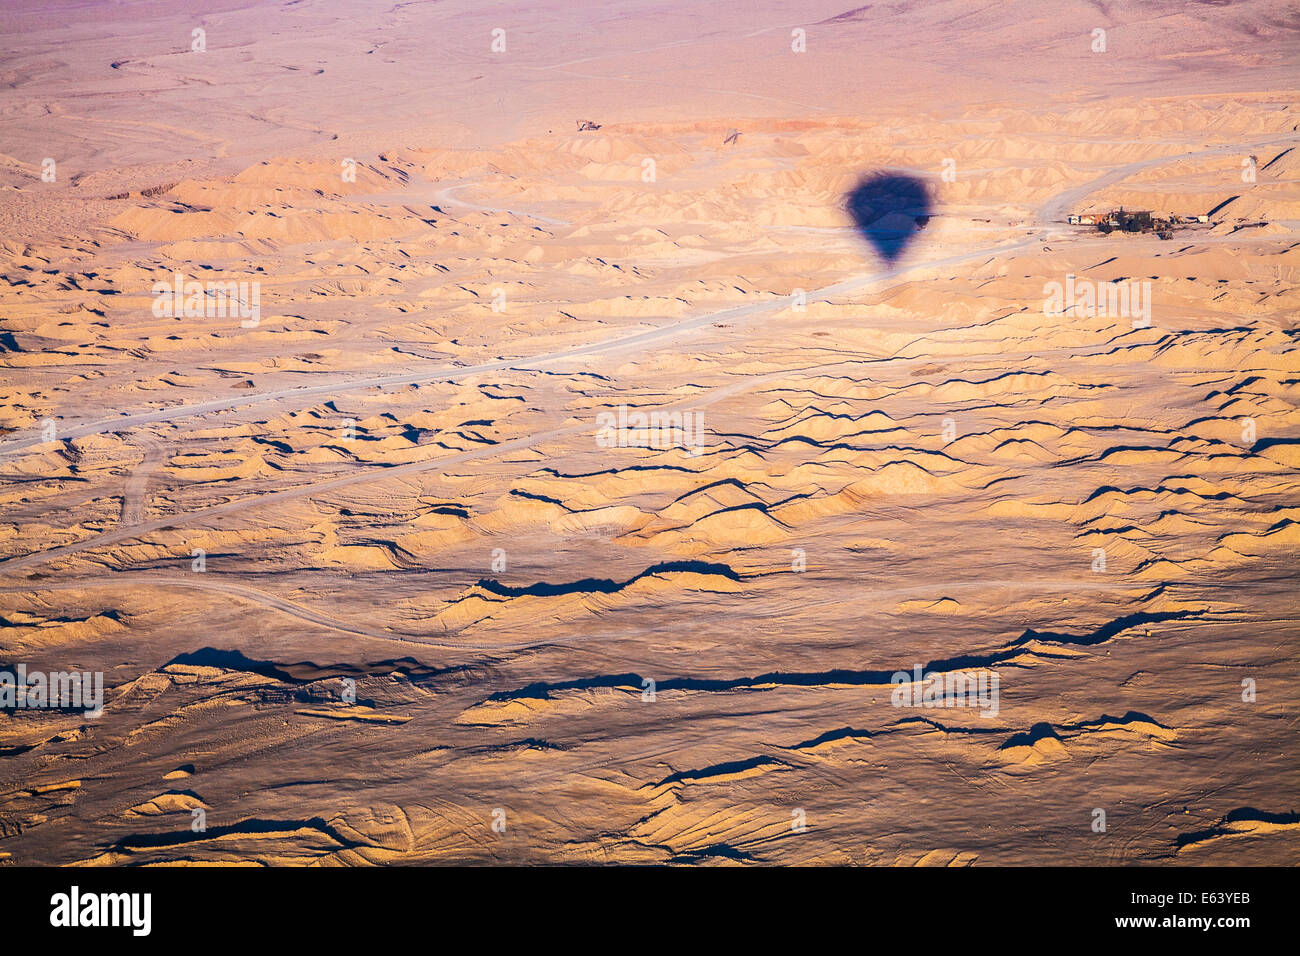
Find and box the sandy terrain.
[1,0,1298,865]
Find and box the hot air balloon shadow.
[846,173,932,265]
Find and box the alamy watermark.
[596,405,707,453]
[890,665,999,717]
[152,272,261,327]
[50,886,151,936]
[1043,273,1151,328]
[1,665,103,717]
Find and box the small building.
[1114,208,1153,231]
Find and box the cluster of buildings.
[1067,207,1210,236]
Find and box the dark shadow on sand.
[846,172,932,264]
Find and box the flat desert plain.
[0,0,1298,865]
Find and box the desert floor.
[1,0,1298,864]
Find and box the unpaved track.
[3,133,1297,577]
[119,436,163,525]
[3,132,1293,461]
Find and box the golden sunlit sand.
[1,0,1297,866]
